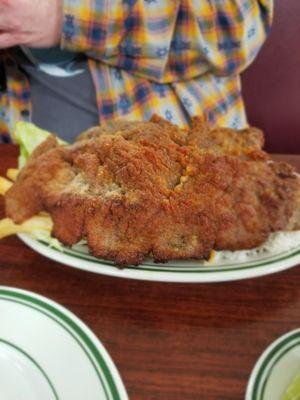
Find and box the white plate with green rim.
[246,329,300,400]
[18,232,300,283]
[0,287,128,400]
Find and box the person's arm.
[60,0,179,82]
[0,0,273,82]
[198,0,273,77]
[60,0,273,81]
[0,0,63,48]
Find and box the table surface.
[0,145,300,400]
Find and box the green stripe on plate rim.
[67,244,298,267]
[0,289,122,400]
[37,240,300,273]
[0,339,59,399]
[260,341,300,400]
[0,293,111,400]
[251,331,300,400]
[67,245,300,270]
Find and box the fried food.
[5,116,300,265]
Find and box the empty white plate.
[0,287,128,400]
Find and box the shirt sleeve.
[60,0,273,83]
[195,0,274,77]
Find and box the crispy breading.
[5,116,300,265]
[189,116,266,159]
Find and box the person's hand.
[0,0,63,49]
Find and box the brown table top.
[0,144,300,400]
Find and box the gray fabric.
[17,51,99,143]
[29,46,78,65]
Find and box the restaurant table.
[0,144,300,400]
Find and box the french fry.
[39,211,50,217]
[7,169,19,182]
[208,250,216,263]
[0,215,53,240]
[0,177,13,196]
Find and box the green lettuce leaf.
[30,230,64,251]
[281,372,300,399]
[13,122,67,168]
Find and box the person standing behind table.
[0,0,273,143]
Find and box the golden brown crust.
[5,117,300,265]
[189,117,266,160]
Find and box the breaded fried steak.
[5,116,300,265]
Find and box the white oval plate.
[246,329,300,400]
[18,233,300,283]
[0,287,128,400]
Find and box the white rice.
[209,231,300,265]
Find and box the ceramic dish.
[246,329,300,400]
[19,233,300,282]
[0,287,128,400]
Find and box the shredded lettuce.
[13,122,67,168]
[30,230,64,251]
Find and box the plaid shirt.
[0,0,273,142]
